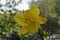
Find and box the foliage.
[36,0,60,34]
[55,0,60,15]
[0,12,21,37]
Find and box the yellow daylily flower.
[14,5,47,35]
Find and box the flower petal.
[24,5,40,18]
[30,5,40,16]
[28,23,40,34]
[39,16,47,24]
[19,25,29,35]
[14,13,26,25]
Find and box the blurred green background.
[0,0,60,40]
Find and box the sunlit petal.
[19,25,28,35]
[28,23,40,34]
[14,13,26,25]
[39,16,47,24]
